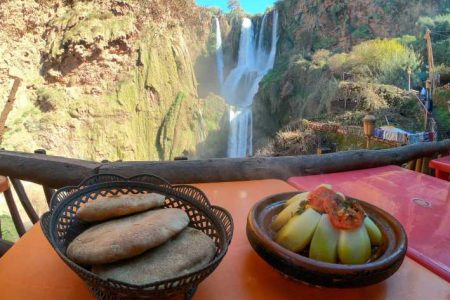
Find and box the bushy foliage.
[312,49,331,67]
[417,14,450,35]
[329,39,421,89]
[351,24,374,40]
[312,35,338,50]
[394,35,417,47]
[416,14,450,66]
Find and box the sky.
[195,0,277,14]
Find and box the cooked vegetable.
[275,208,321,252]
[338,225,371,264]
[307,185,335,213]
[364,216,383,246]
[284,192,309,207]
[309,214,339,263]
[273,184,383,265]
[272,196,308,231]
[324,196,364,230]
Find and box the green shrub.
[312,49,331,66]
[312,35,338,50]
[351,24,373,40]
[395,35,418,47]
[433,88,450,139]
[329,3,345,23]
[434,39,450,66]
[416,14,450,66]
[329,39,421,89]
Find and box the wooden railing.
[0,140,449,188]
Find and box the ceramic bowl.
[246,191,407,288]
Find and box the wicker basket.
[40,174,233,300]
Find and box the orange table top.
[0,179,449,299]
[0,176,9,193]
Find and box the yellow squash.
[309,214,339,263]
[364,216,383,246]
[337,224,371,264]
[284,192,309,207]
[272,193,309,231]
[276,208,321,252]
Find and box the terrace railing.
[0,140,449,255]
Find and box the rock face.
[275,0,447,54]
[0,0,228,161]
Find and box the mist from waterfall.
[214,17,224,93]
[222,10,279,157]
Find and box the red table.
[288,166,450,282]
[429,156,450,181]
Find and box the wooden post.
[407,160,416,171]
[407,65,412,91]
[34,149,55,206]
[0,77,21,144]
[415,158,423,173]
[3,188,26,237]
[425,111,428,131]
[9,178,39,224]
[421,157,431,175]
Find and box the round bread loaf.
[93,227,216,285]
[67,208,189,265]
[77,193,165,222]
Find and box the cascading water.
[214,17,225,93]
[222,10,278,157]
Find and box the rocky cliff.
[0,0,228,161]
[275,0,448,54]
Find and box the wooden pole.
[421,157,430,175]
[408,65,412,91]
[3,188,26,237]
[424,29,435,94]
[415,158,423,173]
[0,77,21,145]
[0,140,449,188]
[9,178,39,224]
[407,160,416,170]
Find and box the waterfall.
[214,17,225,93]
[223,10,279,157]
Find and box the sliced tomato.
[307,186,336,213]
[324,196,365,229]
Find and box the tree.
[227,0,241,12]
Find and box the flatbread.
[93,227,216,285]
[77,193,165,222]
[67,208,189,265]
